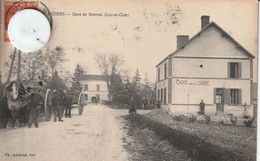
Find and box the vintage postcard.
[0,0,258,160]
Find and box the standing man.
[25,88,43,128]
[143,99,148,110]
[51,90,64,122]
[200,100,205,115]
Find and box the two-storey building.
[80,75,109,103]
[156,16,255,117]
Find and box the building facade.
[156,16,255,117]
[80,75,109,103]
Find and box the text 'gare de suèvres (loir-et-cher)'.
[72,12,129,17]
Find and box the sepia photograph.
[0,0,258,160]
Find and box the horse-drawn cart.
[78,92,84,115]
[44,88,53,121]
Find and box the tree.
[95,53,125,102]
[132,69,142,95]
[46,71,66,90]
[21,50,47,82]
[142,73,156,105]
[71,64,86,94]
[4,46,66,83]
[46,46,66,77]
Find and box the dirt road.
[0,105,149,161]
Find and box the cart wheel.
[45,89,53,121]
[78,92,84,115]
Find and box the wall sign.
[176,79,210,86]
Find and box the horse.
[91,97,97,105]
[6,81,27,128]
[64,93,73,118]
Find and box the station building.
[156,16,255,117]
[80,75,109,103]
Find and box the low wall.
[163,104,253,118]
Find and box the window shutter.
[227,62,230,78]
[161,89,163,101]
[224,88,230,105]
[239,89,242,105]
[239,63,242,78]
[213,88,216,104]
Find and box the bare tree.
[95,53,125,101]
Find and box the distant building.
[80,75,109,103]
[156,16,255,117]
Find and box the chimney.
[201,15,210,29]
[177,35,189,49]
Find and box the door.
[96,94,100,103]
[215,88,224,112]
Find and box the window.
[84,94,88,100]
[216,95,222,103]
[84,85,88,91]
[157,68,161,81]
[164,63,167,79]
[229,63,241,78]
[158,89,160,100]
[230,89,240,105]
[96,85,100,91]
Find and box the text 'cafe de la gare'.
[156,15,255,117]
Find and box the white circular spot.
[8,9,51,52]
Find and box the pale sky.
[0,0,258,83]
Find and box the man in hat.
[25,87,43,128]
[52,89,65,122]
[199,100,205,115]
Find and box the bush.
[189,115,197,122]
[113,94,130,105]
[175,114,188,122]
[244,117,254,127]
[204,115,211,124]
[102,100,112,105]
[230,116,237,126]
[220,120,224,125]
[113,94,143,109]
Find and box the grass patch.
[125,114,255,161]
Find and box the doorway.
[215,88,224,112]
[96,94,100,103]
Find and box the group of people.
[91,97,98,105]
[26,88,74,128]
[5,81,74,129]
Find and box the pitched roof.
[82,75,107,81]
[156,21,255,67]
